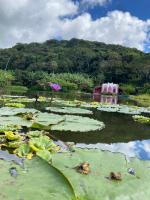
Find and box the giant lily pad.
[97,104,142,115]
[32,112,65,129]
[0,157,75,200]
[117,105,142,115]
[0,116,32,127]
[52,148,150,200]
[0,107,39,116]
[51,115,105,132]
[45,106,93,115]
[1,149,150,199]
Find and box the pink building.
[93,83,119,95]
[101,83,119,94]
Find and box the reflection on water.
[93,94,118,104]
[76,139,150,160]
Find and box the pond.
[0,90,150,160]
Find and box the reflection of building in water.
[93,94,118,104]
[101,95,118,104]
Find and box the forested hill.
[0,38,150,85]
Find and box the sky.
[0,0,150,52]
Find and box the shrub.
[120,84,136,95]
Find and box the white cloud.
[0,0,149,51]
[0,0,78,48]
[80,0,111,7]
[61,11,150,51]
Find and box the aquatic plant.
[0,129,59,160]
[49,82,61,91]
[131,94,150,107]
[0,107,105,132]
[4,103,25,108]
[132,115,150,124]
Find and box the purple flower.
[49,83,61,91]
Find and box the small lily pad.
[45,106,93,115]
[5,103,25,108]
[132,115,150,124]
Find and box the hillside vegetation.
[0,39,149,92]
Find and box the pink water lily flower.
[49,82,61,91]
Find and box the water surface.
[1,90,150,160]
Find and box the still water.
[1,90,150,160]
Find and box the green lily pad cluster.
[97,104,150,115]
[4,103,25,108]
[52,99,101,108]
[0,107,105,132]
[0,130,59,161]
[52,98,150,114]
[0,124,21,132]
[0,95,49,103]
[132,115,150,124]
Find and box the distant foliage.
[0,38,149,90]
[39,73,93,91]
[120,84,136,95]
[0,70,14,87]
[35,72,93,91]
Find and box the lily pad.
[0,157,75,200]
[27,130,43,138]
[10,97,36,103]
[0,107,39,116]
[97,104,119,112]
[4,103,25,108]
[51,115,105,132]
[0,125,20,132]
[97,104,142,115]
[45,106,93,115]
[52,148,150,200]
[32,112,65,130]
[133,115,150,124]
[140,107,150,114]
[117,105,142,115]
[0,116,32,128]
